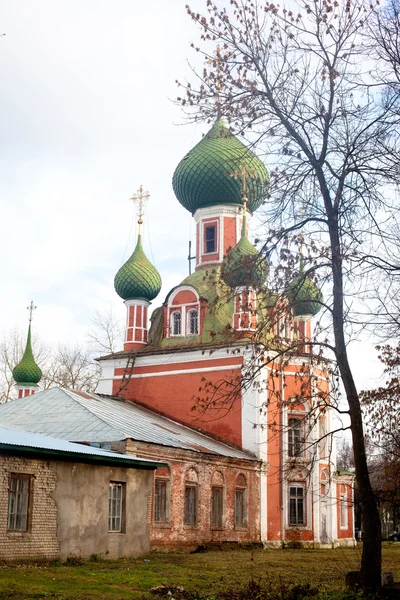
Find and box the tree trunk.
[329,219,382,591]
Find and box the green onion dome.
[172,119,269,215]
[285,270,323,317]
[12,325,42,386]
[221,216,268,289]
[114,234,162,301]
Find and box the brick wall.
[0,455,60,561]
[125,440,261,550]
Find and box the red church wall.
[114,357,244,448]
[223,216,237,254]
[336,480,354,539]
[125,439,261,550]
[266,369,283,542]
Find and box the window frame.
[154,478,169,524]
[108,481,125,533]
[7,473,32,532]
[211,485,224,528]
[235,486,247,528]
[184,484,198,526]
[171,310,182,336]
[340,492,348,530]
[288,484,305,527]
[288,416,305,458]
[187,308,199,336]
[204,224,217,254]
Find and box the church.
[0,119,354,552]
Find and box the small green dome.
[13,325,42,386]
[221,217,268,289]
[114,234,162,301]
[172,119,269,215]
[285,271,323,317]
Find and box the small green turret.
[221,211,268,289]
[114,234,162,302]
[13,323,42,387]
[285,263,323,318]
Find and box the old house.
[0,425,161,561]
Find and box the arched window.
[171,311,181,336]
[184,467,199,525]
[211,471,224,528]
[187,309,199,335]
[154,465,171,524]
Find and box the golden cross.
[130,185,150,234]
[230,161,255,211]
[27,301,37,323]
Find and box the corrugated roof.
[0,389,256,461]
[0,425,162,468]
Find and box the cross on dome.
[27,300,37,324]
[130,185,150,233]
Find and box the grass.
[0,543,398,599]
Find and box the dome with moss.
[285,271,323,317]
[172,119,269,215]
[13,325,42,386]
[114,234,162,301]
[221,218,268,289]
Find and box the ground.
[0,545,399,599]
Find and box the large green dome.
[172,119,269,215]
[221,220,268,289]
[13,325,42,386]
[114,234,162,301]
[285,271,323,317]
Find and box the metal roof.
[0,388,255,461]
[0,425,162,469]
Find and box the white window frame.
[288,484,305,526]
[108,482,124,533]
[340,492,348,529]
[171,310,182,336]
[187,308,199,335]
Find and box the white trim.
[260,467,268,544]
[169,286,200,306]
[113,364,242,379]
[170,310,182,337]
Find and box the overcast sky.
[0,0,383,391]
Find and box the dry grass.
[0,543,398,599]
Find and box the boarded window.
[154,479,167,523]
[235,488,246,526]
[205,225,216,253]
[211,486,223,527]
[288,417,304,457]
[109,482,124,532]
[184,485,197,525]
[289,485,305,526]
[8,474,31,531]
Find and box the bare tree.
[42,344,100,393]
[176,0,400,589]
[87,305,124,355]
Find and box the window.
[288,417,304,457]
[289,485,305,526]
[211,486,223,527]
[184,485,198,525]
[108,482,124,532]
[187,309,199,335]
[340,492,348,529]
[154,479,167,523]
[8,474,31,531]
[235,489,246,526]
[205,225,216,253]
[172,311,181,336]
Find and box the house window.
[288,417,304,457]
[108,482,124,532]
[154,479,167,523]
[184,485,198,525]
[8,474,31,531]
[340,492,348,529]
[289,485,305,526]
[172,311,181,336]
[211,486,223,527]
[205,225,216,254]
[187,309,199,335]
